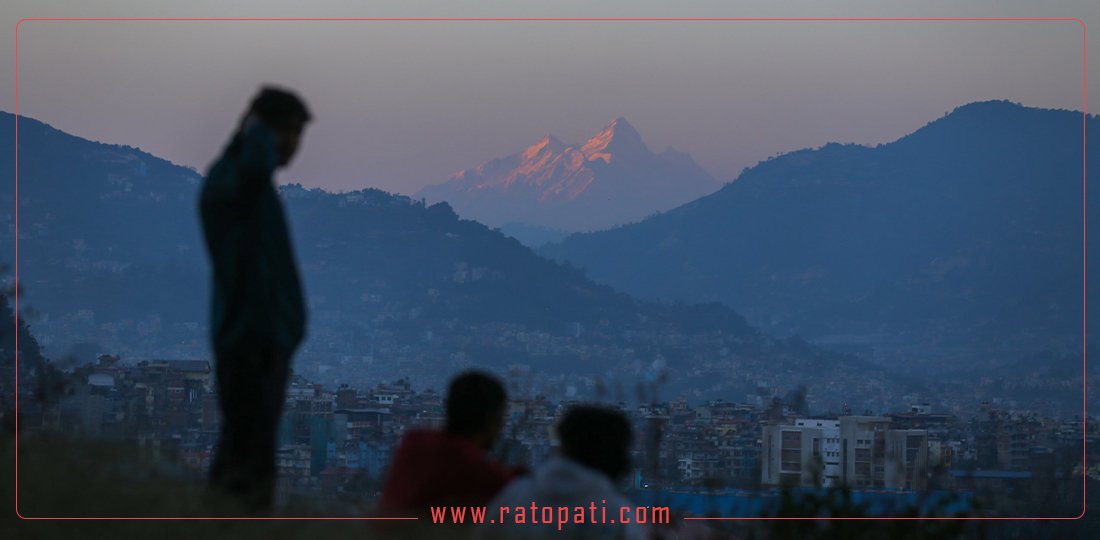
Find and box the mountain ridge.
[540,100,1096,363]
[0,111,777,366]
[416,117,720,232]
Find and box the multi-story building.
[884,429,928,490]
[839,415,892,488]
[763,416,927,490]
[797,418,842,486]
[761,418,840,487]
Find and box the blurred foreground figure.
[482,405,648,540]
[380,370,524,514]
[200,86,310,512]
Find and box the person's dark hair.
[445,370,506,437]
[248,85,312,127]
[558,405,633,481]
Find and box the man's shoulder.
[397,429,477,450]
[202,124,277,185]
[486,473,536,507]
[392,429,464,462]
[395,428,445,449]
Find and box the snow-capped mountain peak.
[580,117,650,164]
[416,118,720,231]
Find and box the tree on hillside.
[0,268,67,435]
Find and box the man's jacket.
[200,121,306,356]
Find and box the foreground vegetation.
[5,432,1097,539]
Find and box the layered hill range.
[0,112,776,368]
[542,101,1098,363]
[416,117,720,233]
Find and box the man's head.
[445,370,507,450]
[246,86,311,166]
[558,405,633,481]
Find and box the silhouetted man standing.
[200,86,310,511]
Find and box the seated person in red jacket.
[379,370,523,514]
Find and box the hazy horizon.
[3,96,1089,196]
[2,1,1095,195]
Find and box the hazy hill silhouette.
[541,101,1097,361]
[0,112,788,373]
[0,114,209,332]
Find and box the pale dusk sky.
[1,0,1095,194]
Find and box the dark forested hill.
[0,112,764,364]
[542,101,1097,362]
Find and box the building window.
[781,431,801,472]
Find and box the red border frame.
[12,16,1086,523]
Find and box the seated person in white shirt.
[481,405,649,540]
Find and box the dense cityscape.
[9,354,1095,517]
